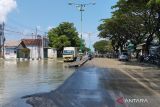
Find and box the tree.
[148,0,160,42]
[98,0,160,55]
[98,14,145,52]
[48,22,81,56]
[93,40,113,53]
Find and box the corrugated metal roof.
[22,39,42,46]
[137,43,146,46]
[5,40,21,47]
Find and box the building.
[149,45,160,56]
[4,40,30,59]
[22,39,43,60]
[22,37,57,60]
[136,43,146,56]
[48,48,57,58]
[42,36,57,59]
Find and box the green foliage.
[148,0,160,6]
[98,0,160,54]
[48,22,81,51]
[93,40,113,53]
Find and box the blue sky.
[5,0,118,50]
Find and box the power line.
[2,29,33,37]
[7,17,47,34]
[68,0,96,52]
[0,25,47,38]
[5,24,46,35]
[7,18,39,31]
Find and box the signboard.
[127,42,135,52]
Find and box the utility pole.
[0,24,2,58]
[69,1,95,53]
[2,23,5,58]
[31,33,34,60]
[87,32,92,52]
[85,32,96,53]
[35,27,37,59]
[41,33,44,59]
[35,27,38,39]
[0,23,5,58]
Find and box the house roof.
[5,40,22,47]
[136,43,146,50]
[22,39,42,46]
[137,43,146,46]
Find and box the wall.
[48,48,57,59]
[4,47,17,59]
[27,46,43,60]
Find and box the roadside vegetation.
[97,0,160,54]
[48,22,88,57]
[93,40,113,54]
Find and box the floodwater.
[0,59,75,107]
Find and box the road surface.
[25,58,160,107]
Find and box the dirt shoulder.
[87,58,158,70]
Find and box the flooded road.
[0,60,75,107]
[26,58,160,107]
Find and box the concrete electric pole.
[0,23,5,58]
[68,1,96,53]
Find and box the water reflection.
[0,59,75,107]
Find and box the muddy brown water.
[0,60,75,107]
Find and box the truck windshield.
[63,50,74,55]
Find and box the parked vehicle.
[118,52,129,61]
[143,55,154,64]
[63,47,78,62]
[143,54,160,65]
[88,54,93,60]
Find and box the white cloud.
[0,0,17,23]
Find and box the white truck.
[63,47,78,62]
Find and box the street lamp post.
[69,1,95,53]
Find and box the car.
[88,54,93,60]
[118,52,129,61]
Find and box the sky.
[2,0,118,50]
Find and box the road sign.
[127,42,135,52]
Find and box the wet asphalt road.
[25,61,160,107]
